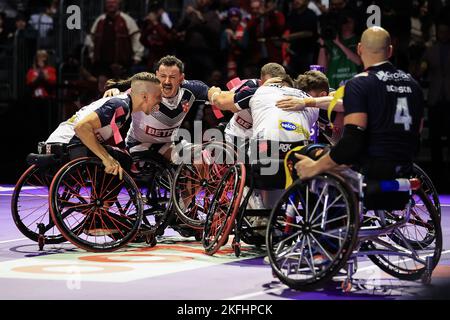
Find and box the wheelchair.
[265,167,442,291]
[46,140,232,252]
[11,142,71,250]
[201,140,323,256]
[171,139,238,230]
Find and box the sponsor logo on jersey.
[375,70,410,82]
[145,126,177,137]
[280,122,297,131]
[279,143,292,153]
[278,120,310,139]
[236,116,252,129]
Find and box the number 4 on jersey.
[394,97,412,131]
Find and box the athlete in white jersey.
[104,55,210,160]
[247,84,319,142]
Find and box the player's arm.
[208,87,241,112]
[276,95,344,112]
[74,112,123,179]
[295,78,368,179]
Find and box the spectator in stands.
[26,49,56,99]
[175,0,221,81]
[85,0,144,78]
[284,0,318,75]
[28,4,54,48]
[140,2,174,71]
[220,7,248,79]
[246,0,285,68]
[26,49,57,137]
[14,13,37,67]
[317,9,362,89]
[421,22,450,174]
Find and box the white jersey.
[46,94,132,145]
[125,80,209,151]
[246,85,319,142]
[224,79,260,139]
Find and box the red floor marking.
[12,264,132,274]
[432,265,450,278]
[79,254,194,263]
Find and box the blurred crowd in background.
[0,0,450,185]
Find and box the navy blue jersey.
[46,94,132,145]
[343,62,424,163]
[233,85,258,110]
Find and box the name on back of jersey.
[386,85,412,94]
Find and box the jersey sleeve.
[94,98,129,127]
[184,80,209,102]
[343,76,369,116]
[233,87,258,110]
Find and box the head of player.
[295,71,329,97]
[260,62,286,84]
[128,72,162,114]
[357,26,393,69]
[155,55,185,98]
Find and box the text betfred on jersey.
[126,79,209,149]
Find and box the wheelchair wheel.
[202,163,246,255]
[412,164,440,217]
[266,173,359,291]
[49,157,143,252]
[172,141,234,229]
[366,188,442,281]
[11,164,65,244]
[136,159,175,237]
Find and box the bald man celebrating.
[295,27,424,206]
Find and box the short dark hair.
[156,55,184,73]
[280,74,294,88]
[295,71,329,94]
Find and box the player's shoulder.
[242,79,260,88]
[181,79,208,90]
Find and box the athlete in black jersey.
[296,27,424,198]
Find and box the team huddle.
[14,27,443,291]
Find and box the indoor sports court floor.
[1,185,449,300]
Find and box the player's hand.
[103,156,123,180]
[276,96,305,111]
[294,154,319,180]
[103,88,121,98]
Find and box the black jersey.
[343,62,424,163]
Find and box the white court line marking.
[224,249,450,300]
[0,238,29,244]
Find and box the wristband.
[304,97,316,108]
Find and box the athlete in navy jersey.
[343,61,423,163]
[296,27,424,188]
[47,72,162,178]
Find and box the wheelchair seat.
[26,153,61,167]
